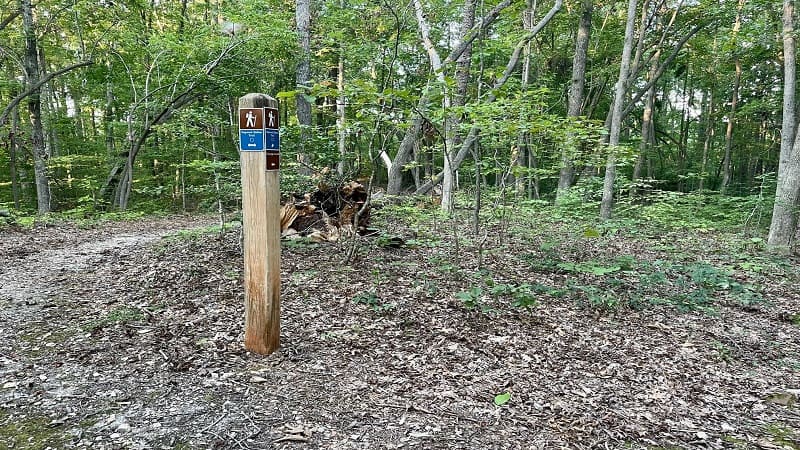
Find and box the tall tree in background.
[768,0,800,251]
[600,0,638,220]
[21,0,50,213]
[386,0,514,196]
[335,0,346,175]
[295,0,312,174]
[410,0,563,205]
[720,0,745,195]
[556,0,591,201]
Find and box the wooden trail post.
[239,93,281,355]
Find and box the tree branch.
[0,60,93,126]
[622,21,705,118]
[414,0,564,195]
[0,9,20,32]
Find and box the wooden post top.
[239,93,278,109]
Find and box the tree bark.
[719,0,744,195]
[720,58,740,195]
[556,0,592,200]
[22,0,51,214]
[442,0,476,212]
[632,51,658,194]
[9,105,21,208]
[600,0,637,220]
[336,35,347,175]
[514,0,534,198]
[698,84,715,192]
[296,0,312,174]
[768,0,799,251]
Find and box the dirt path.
[1,215,799,449]
[1,217,231,448]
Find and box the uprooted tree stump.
[280,181,371,242]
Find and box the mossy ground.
[0,409,71,449]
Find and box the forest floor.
[1,204,799,449]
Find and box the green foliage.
[558,261,621,276]
[455,287,484,310]
[494,391,511,406]
[489,283,539,308]
[352,291,394,313]
[0,410,71,449]
[572,284,622,312]
[83,306,145,332]
[283,237,319,249]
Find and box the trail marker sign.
[238,94,280,356]
[264,106,280,170]
[264,107,279,129]
[239,108,265,151]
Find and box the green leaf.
[583,227,600,238]
[276,90,298,99]
[494,391,511,406]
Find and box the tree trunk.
[513,0,534,198]
[721,0,745,195]
[22,0,50,214]
[336,38,347,175]
[9,105,21,208]
[600,0,637,220]
[720,58,740,195]
[677,67,691,192]
[556,0,592,200]
[441,0,476,213]
[632,52,658,194]
[296,0,312,174]
[386,0,514,195]
[105,72,115,157]
[768,0,799,251]
[38,47,59,167]
[698,88,715,192]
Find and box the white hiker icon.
[246,111,256,128]
[268,110,276,127]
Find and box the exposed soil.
[1,213,799,449]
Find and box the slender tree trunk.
[105,74,115,156]
[387,0,514,195]
[600,0,637,220]
[441,0,476,212]
[556,0,592,200]
[632,52,658,194]
[720,58,740,195]
[336,34,347,175]
[455,0,475,108]
[38,47,59,166]
[9,105,20,208]
[721,0,745,195]
[513,0,534,198]
[768,0,799,251]
[22,0,50,213]
[211,132,225,227]
[295,0,312,174]
[677,67,691,192]
[699,88,715,192]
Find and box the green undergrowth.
[82,305,146,332]
[0,409,71,449]
[375,190,791,316]
[0,208,153,229]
